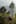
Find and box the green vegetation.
[13,17,16,24]
[1,6,6,13]
[15,13,16,18]
[0,13,10,16]
[9,2,14,9]
[0,13,16,24]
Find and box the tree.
[1,6,6,13]
[0,6,6,16]
[9,2,14,9]
[9,2,14,17]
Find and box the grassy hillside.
[0,13,16,24]
[0,13,10,16]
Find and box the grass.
[0,13,16,24]
[0,13,10,16]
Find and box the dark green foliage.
[1,6,6,13]
[15,14,16,16]
[9,2,14,9]
[15,13,16,18]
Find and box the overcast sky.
[0,0,16,9]
[0,0,16,8]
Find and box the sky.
[0,0,16,9]
[0,0,16,8]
